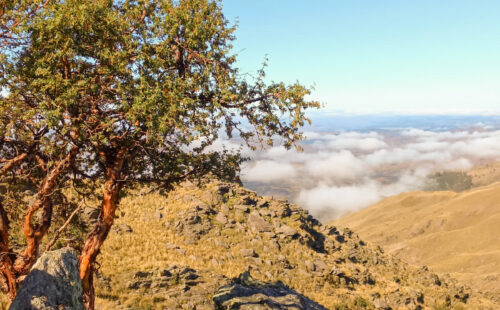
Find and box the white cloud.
[305,150,367,182]
[241,160,297,182]
[327,137,387,151]
[232,127,500,221]
[296,183,382,220]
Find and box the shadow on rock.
[213,271,328,310]
[9,247,84,310]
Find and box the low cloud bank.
[235,128,500,221]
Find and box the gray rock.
[10,248,84,310]
[240,249,257,258]
[215,213,228,224]
[154,211,163,220]
[113,224,133,234]
[268,239,281,251]
[305,260,315,272]
[164,243,180,250]
[211,258,220,266]
[220,204,231,214]
[239,196,256,206]
[373,298,390,309]
[80,207,99,224]
[214,239,229,249]
[248,211,273,233]
[127,279,152,290]
[276,225,298,238]
[277,205,292,218]
[213,272,327,309]
[200,190,222,206]
[276,255,287,262]
[175,248,187,255]
[257,200,269,208]
[134,271,152,278]
[313,260,328,272]
[233,204,249,212]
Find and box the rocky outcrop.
[214,271,327,309]
[9,247,84,310]
[92,179,497,309]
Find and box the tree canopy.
[0,0,318,308]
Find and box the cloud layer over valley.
[236,126,500,221]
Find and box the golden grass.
[95,184,363,308]
[333,182,500,302]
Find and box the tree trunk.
[79,149,126,310]
[13,146,78,276]
[0,202,16,299]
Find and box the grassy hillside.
[89,180,496,309]
[333,182,500,304]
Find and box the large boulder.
[10,247,84,310]
[213,271,327,309]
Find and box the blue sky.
[222,1,500,114]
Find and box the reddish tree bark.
[79,148,127,309]
[0,153,27,177]
[13,146,78,276]
[0,202,16,299]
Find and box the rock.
[248,211,273,233]
[240,249,257,258]
[263,231,277,238]
[252,257,263,265]
[257,200,269,208]
[127,279,152,290]
[159,269,172,277]
[185,214,201,225]
[80,206,99,224]
[154,211,163,220]
[113,224,133,234]
[313,260,328,272]
[175,248,187,255]
[214,239,229,249]
[201,190,222,206]
[233,204,249,212]
[268,239,281,250]
[305,260,315,272]
[373,298,390,309]
[10,247,84,310]
[322,226,338,236]
[134,271,152,278]
[213,272,328,309]
[164,243,180,250]
[276,225,298,238]
[220,204,231,214]
[277,205,292,218]
[238,195,256,206]
[215,213,228,224]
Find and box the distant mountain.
[333,182,500,304]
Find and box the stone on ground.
[9,247,84,310]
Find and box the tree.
[0,0,319,308]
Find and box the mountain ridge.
[333,181,500,304]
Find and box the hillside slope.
[333,182,500,303]
[92,180,496,309]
